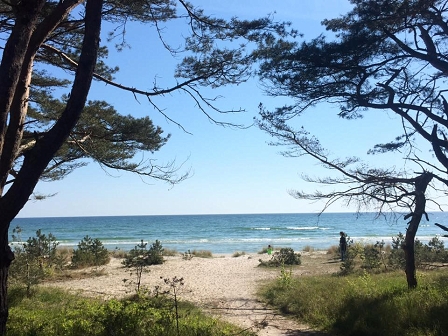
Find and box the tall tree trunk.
[0,1,103,334]
[403,172,433,289]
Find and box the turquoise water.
[10,212,448,254]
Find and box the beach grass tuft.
[162,248,179,256]
[191,249,213,258]
[302,245,315,252]
[232,251,246,257]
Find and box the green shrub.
[122,240,164,293]
[71,236,110,268]
[336,233,448,276]
[259,247,301,267]
[9,227,65,296]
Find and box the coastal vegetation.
[122,240,165,293]
[7,286,255,336]
[7,230,448,335]
[337,234,448,275]
[259,269,448,336]
[71,236,110,269]
[258,247,302,267]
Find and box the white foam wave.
[286,226,320,230]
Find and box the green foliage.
[339,236,356,275]
[259,269,448,335]
[336,234,448,276]
[122,240,164,293]
[388,232,406,270]
[259,247,301,267]
[7,286,255,336]
[9,227,65,296]
[71,236,110,268]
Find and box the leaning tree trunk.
[403,172,433,289]
[0,1,103,334]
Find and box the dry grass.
[162,248,179,256]
[302,245,315,252]
[232,251,246,257]
[191,249,213,258]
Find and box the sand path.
[47,252,340,335]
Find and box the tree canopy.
[254,0,448,288]
[0,1,290,333]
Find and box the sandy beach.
[47,251,340,336]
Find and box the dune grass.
[190,249,213,258]
[7,286,255,336]
[258,269,448,336]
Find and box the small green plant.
[182,250,193,260]
[361,242,383,271]
[71,235,110,268]
[9,227,63,296]
[278,263,293,288]
[388,232,406,270]
[122,240,164,293]
[154,277,185,336]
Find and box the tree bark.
[403,172,433,289]
[0,1,103,334]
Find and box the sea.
[9,212,448,254]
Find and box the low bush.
[336,233,448,276]
[71,236,110,268]
[259,248,301,267]
[9,227,67,296]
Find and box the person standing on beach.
[339,231,347,261]
[267,245,273,255]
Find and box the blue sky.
[18,0,427,218]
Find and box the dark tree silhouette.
[254,0,448,288]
